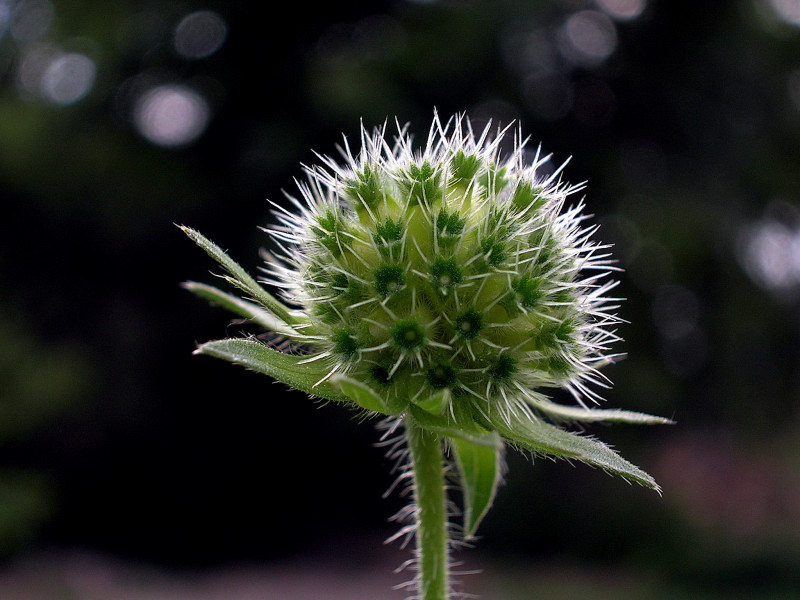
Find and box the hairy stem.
[406,416,449,600]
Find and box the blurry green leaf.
[451,436,502,538]
[0,316,92,442]
[0,469,54,555]
[195,338,347,403]
[488,414,660,491]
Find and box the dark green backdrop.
[2,0,799,596]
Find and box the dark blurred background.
[1,0,800,598]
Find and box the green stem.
[406,416,449,600]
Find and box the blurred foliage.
[1,0,800,596]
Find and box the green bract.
[182,113,670,599]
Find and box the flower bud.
[267,113,621,423]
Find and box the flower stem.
[406,416,449,600]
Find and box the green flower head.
[268,115,622,420]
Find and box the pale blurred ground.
[0,535,771,600]
[0,535,410,600]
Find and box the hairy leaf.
[195,338,346,403]
[180,225,302,329]
[527,396,674,425]
[488,413,660,492]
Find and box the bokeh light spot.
[767,0,800,26]
[173,10,227,59]
[559,10,617,66]
[134,84,211,147]
[10,0,53,42]
[0,0,11,38]
[41,52,96,105]
[15,42,58,98]
[596,0,647,21]
[738,219,800,291]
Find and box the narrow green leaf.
[527,396,674,425]
[451,437,503,538]
[179,225,302,328]
[332,375,403,416]
[488,413,661,491]
[408,405,502,448]
[183,281,304,340]
[195,338,347,403]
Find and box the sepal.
[179,225,303,330]
[487,412,660,491]
[182,281,303,341]
[527,395,674,425]
[414,389,450,415]
[451,436,503,539]
[332,375,407,416]
[195,338,347,403]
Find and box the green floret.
[450,151,482,183]
[311,209,348,257]
[488,354,517,383]
[331,328,360,358]
[391,319,426,350]
[455,309,483,340]
[426,362,457,389]
[429,256,462,292]
[345,165,383,211]
[373,263,405,297]
[374,218,405,247]
[401,161,442,205]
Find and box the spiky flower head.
[182,113,669,500]
[270,114,626,423]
